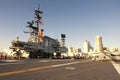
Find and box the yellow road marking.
[0,66,51,77]
[0,60,90,77]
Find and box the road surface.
[0,59,120,80]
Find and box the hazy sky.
[0,0,120,51]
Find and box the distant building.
[83,40,93,53]
[83,40,89,53]
[95,36,103,52]
[67,47,83,58]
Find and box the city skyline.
[0,0,120,51]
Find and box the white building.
[83,40,93,53]
[67,47,84,58]
[67,47,74,57]
[83,40,90,53]
[95,36,103,52]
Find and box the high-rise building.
[95,36,103,52]
[83,40,90,53]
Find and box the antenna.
[24,5,44,42]
[34,4,43,27]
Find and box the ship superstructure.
[10,5,67,59]
[25,5,44,43]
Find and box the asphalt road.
[0,59,120,80]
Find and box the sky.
[0,0,120,51]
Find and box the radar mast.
[25,5,44,43]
